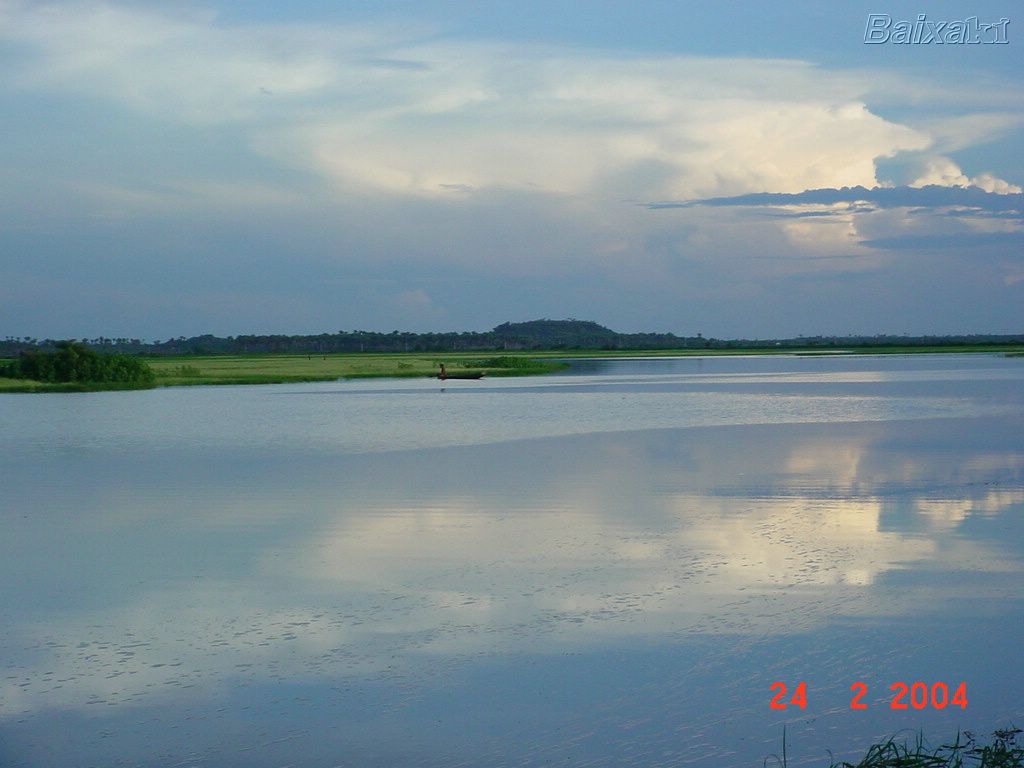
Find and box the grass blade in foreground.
[765,728,1023,768]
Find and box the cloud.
[5,3,1020,219]
[645,183,1024,269]
[912,113,1024,155]
[273,63,932,199]
[0,1,947,203]
[0,1,401,122]
[909,156,1022,193]
[858,231,1024,251]
[1,2,1021,337]
[649,184,1024,212]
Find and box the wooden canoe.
[438,371,484,380]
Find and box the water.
[1,354,1022,766]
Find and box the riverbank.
[147,353,568,387]
[0,353,567,391]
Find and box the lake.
[2,354,1023,766]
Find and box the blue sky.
[1,1,1022,339]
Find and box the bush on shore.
[1,341,155,387]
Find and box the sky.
[1,0,1022,339]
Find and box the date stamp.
[770,681,967,711]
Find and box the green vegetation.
[0,350,564,391]
[0,341,155,392]
[2,325,1022,393]
[476,355,550,369]
[768,729,1023,768]
[143,352,565,387]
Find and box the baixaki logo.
[864,14,1009,44]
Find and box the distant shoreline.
[4,319,1022,359]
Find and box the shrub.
[479,356,542,369]
[2,341,155,387]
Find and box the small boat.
[438,371,484,380]
[438,364,484,380]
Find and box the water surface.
[2,354,1022,766]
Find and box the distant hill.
[2,320,1022,357]
[493,319,620,348]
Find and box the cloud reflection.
[5,417,1021,720]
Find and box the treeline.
[1,341,155,387]
[2,319,1023,357]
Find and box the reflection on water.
[1,355,1023,766]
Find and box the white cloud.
[285,57,931,199]
[909,156,1022,193]
[1,1,1021,337]
[0,1,415,121]
[917,113,1024,154]
[0,1,952,203]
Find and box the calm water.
[1,354,1023,766]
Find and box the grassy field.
[0,353,566,391]
[146,353,565,387]
[0,377,155,393]
[2,345,1022,392]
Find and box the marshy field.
[145,351,566,386]
[0,351,566,391]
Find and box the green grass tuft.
[767,728,1023,768]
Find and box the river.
[2,354,1022,766]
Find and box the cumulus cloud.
[4,3,1019,215]
[909,156,1022,194]
[1,1,1021,336]
[288,65,930,199]
[0,1,942,203]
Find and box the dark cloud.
[757,206,874,219]
[649,185,1024,214]
[937,208,1024,220]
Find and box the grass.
[0,352,566,391]
[144,352,567,388]
[0,376,155,393]
[766,728,1023,768]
